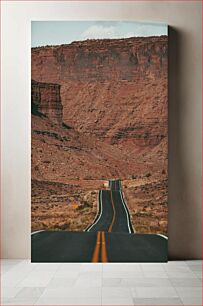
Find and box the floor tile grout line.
[165,266,200,278]
[3,261,39,290]
[101,263,103,305]
[167,274,202,306]
[169,275,186,303]
[33,263,61,305]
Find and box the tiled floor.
[1,260,202,305]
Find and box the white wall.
[1,1,202,259]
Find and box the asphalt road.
[31,230,167,262]
[31,179,168,262]
[85,179,134,233]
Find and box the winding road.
[86,180,134,233]
[31,180,167,262]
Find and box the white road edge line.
[119,180,137,234]
[84,190,100,231]
[31,230,45,235]
[86,190,103,232]
[157,234,168,240]
[119,181,136,234]
[118,180,131,233]
[119,190,132,234]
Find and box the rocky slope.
[31,113,146,182]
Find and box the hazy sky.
[31,21,167,47]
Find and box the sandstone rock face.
[32,36,167,82]
[31,80,62,125]
[31,36,168,148]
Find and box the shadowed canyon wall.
[31,80,63,125]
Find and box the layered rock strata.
[31,80,62,125]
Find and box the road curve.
[86,179,134,233]
[31,179,168,262]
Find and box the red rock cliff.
[31,36,168,148]
[32,36,167,82]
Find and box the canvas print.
[31,21,168,262]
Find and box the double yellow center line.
[108,190,116,232]
[91,231,108,262]
[91,189,116,262]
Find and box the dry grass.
[31,179,104,232]
[123,172,168,235]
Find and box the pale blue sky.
[31,21,167,47]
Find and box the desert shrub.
[59,223,70,230]
[76,201,91,210]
